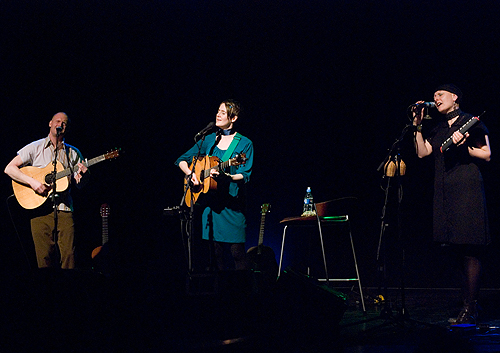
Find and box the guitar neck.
[201,158,232,179]
[218,159,232,170]
[55,155,104,180]
[102,216,109,244]
[257,213,266,253]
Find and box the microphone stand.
[376,165,392,319]
[348,123,436,333]
[179,132,210,273]
[51,131,62,268]
[375,123,413,324]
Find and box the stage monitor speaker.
[273,267,348,348]
[186,269,258,296]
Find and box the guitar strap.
[208,130,221,156]
[222,133,242,161]
[64,143,75,175]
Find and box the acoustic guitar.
[183,153,247,207]
[247,203,279,286]
[91,203,110,259]
[12,149,120,209]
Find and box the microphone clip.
[194,122,216,142]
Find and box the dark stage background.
[2,1,500,290]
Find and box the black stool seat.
[278,197,366,314]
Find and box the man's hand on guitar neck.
[74,162,88,184]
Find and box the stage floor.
[340,287,500,353]
[2,269,500,352]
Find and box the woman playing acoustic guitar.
[175,100,254,271]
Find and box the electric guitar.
[12,149,120,209]
[247,203,279,285]
[183,153,247,207]
[92,203,110,259]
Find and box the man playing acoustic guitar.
[5,112,88,269]
[175,100,254,271]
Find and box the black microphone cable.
[6,194,35,275]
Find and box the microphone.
[413,102,436,108]
[56,126,64,135]
[194,121,215,141]
[440,116,480,153]
[412,102,435,120]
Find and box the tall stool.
[277,197,366,314]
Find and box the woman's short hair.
[222,99,241,119]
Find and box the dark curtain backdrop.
[2,0,500,289]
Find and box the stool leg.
[315,208,329,283]
[278,225,288,279]
[348,219,366,314]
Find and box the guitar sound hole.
[45,173,55,184]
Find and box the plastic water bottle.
[302,187,315,216]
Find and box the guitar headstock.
[100,203,110,217]
[231,153,247,166]
[104,149,121,161]
[261,203,271,214]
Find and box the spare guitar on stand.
[92,203,111,274]
[247,203,278,289]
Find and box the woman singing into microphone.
[413,84,491,325]
[175,99,254,271]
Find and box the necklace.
[446,108,462,121]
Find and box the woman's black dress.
[427,112,490,245]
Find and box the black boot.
[450,300,478,325]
